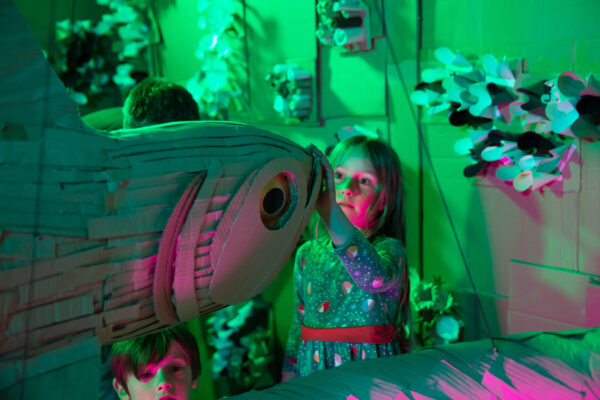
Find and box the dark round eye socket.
[260,172,296,230]
[263,187,285,214]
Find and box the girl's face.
[334,148,384,232]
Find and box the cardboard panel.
[578,140,600,276]
[321,45,386,118]
[544,0,600,42]
[423,171,514,298]
[586,283,600,328]
[245,0,317,123]
[481,0,546,46]
[0,356,100,399]
[575,38,600,75]
[509,262,588,326]
[477,187,578,272]
[453,291,509,339]
[422,0,482,49]
[507,310,582,335]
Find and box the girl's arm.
[281,246,306,381]
[310,145,356,247]
[334,230,405,294]
[310,145,404,293]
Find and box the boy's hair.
[123,77,200,128]
[329,135,405,242]
[110,325,201,393]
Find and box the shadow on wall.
[420,165,502,343]
[469,142,585,338]
[244,2,302,123]
[461,186,501,341]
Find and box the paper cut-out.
[0,2,320,391]
[53,0,151,105]
[266,64,313,121]
[186,0,245,119]
[316,0,375,53]
[411,47,600,192]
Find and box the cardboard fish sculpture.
[0,0,321,394]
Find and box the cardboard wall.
[417,0,600,340]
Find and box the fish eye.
[260,172,297,230]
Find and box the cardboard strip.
[174,160,224,322]
[21,335,99,381]
[107,317,163,342]
[154,172,207,324]
[7,295,95,335]
[0,314,102,358]
[88,206,172,239]
[103,286,152,312]
[0,239,159,291]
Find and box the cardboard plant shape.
[0,1,321,390]
[410,47,598,193]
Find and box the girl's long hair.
[329,135,405,243]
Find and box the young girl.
[282,136,411,380]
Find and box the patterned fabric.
[283,229,407,377]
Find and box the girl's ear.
[192,378,198,389]
[113,378,130,400]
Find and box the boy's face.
[113,342,197,400]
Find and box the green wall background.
[12,0,600,399]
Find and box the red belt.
[301,324,397,344]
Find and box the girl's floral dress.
[283,228,407,377]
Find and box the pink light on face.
[125,343,196,400]
[334,148,382,232]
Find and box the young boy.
[110,326,201,400]
[122,77,201,129]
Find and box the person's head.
[123,77,200,129]
[329,135,404,240]
[110,325,201,400]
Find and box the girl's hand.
[308,145,336,219]
[308,145,356,246]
